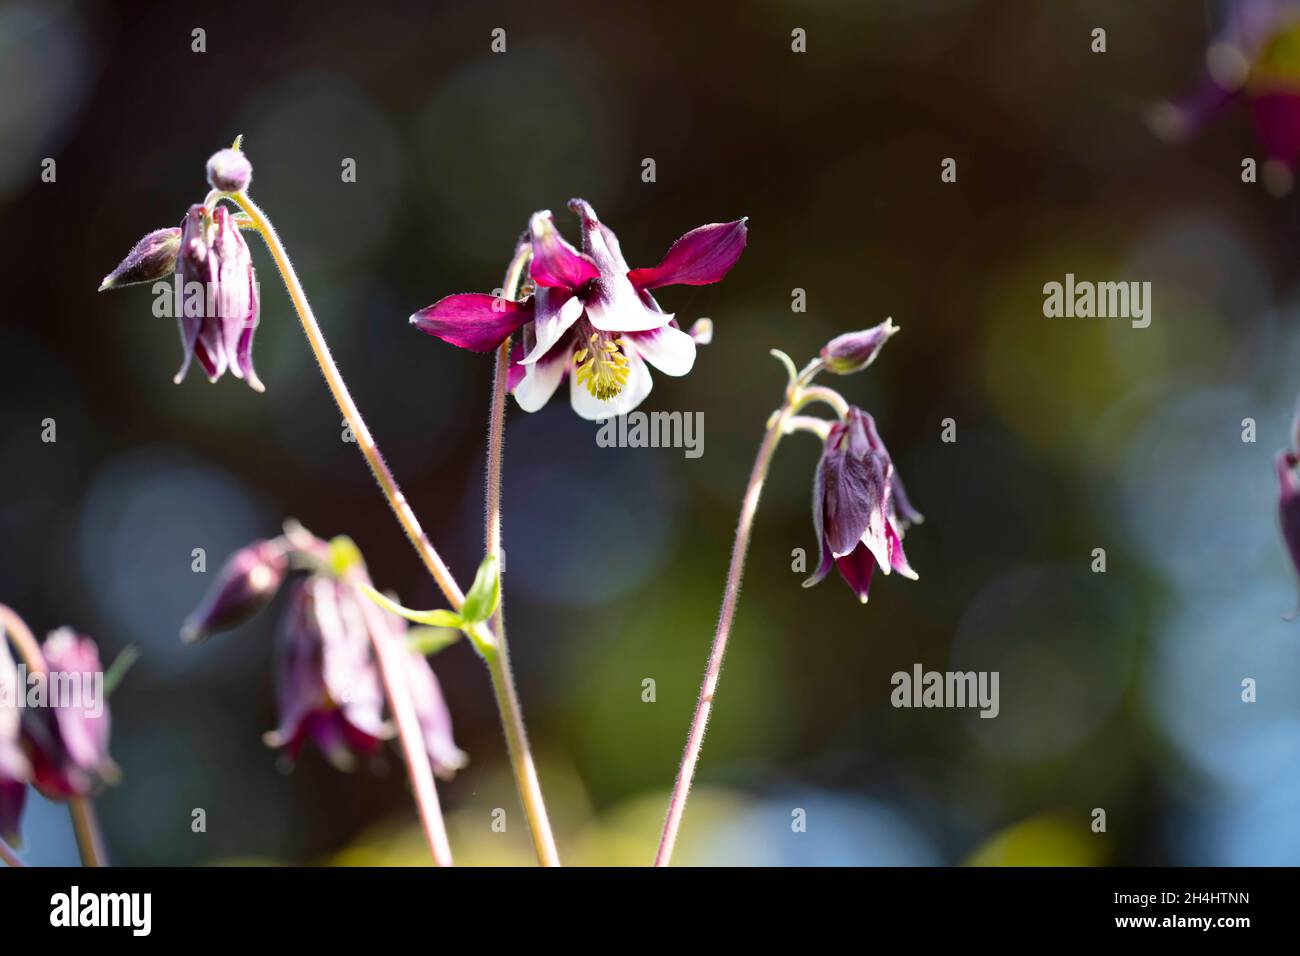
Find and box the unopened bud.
[820,318,899,374]
[206,148,252,192]
[98,227,182,291]
[182,539,287,643]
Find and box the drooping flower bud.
[0,636,30,844]
[98,227,182,291]
[804,406,920,603]
[263,578,391,771]
[206,148,252,192]
[819,318,899,375]
[26,629,118,800]
[181,539,288,644]
[175,204,265,391]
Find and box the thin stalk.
[654,400,794,866]
[479,242,561,866]
[228,193,454,864]
[655,357,842,867]
[230,192,467,609]
[68,798,107,867]
[354,577,454,865]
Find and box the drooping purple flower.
[411,199,746,420]
[0,636,30,844]
[181,539,289,644]
[804,406,922,603]
[1151,0,1300,194]
[25,629,117,801]
[263,577,393,771]
[174,204,264,391]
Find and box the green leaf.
[406,627,462,656]
[328,535,365,577]
[460,554,500,624]
[357,582,464,629]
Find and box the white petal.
[586,276,671,332]
[568,350,653,421]
[522,292,583,364]
[629,324,696,377]
[513,350,569,412]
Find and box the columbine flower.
[263,576,392,771]
[1150,0,1300,194]
[181,539,288,644]
[0,636,30,844]
[174,204,264,391]
[411,198,746,420]
[804,406,922,603]
[25,629,118,800]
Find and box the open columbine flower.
[1150,0,1300,194]
[411,198,746,420]
[804,406,923,603]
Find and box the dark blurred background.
[2,0,1299,865]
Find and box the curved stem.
[229,193,455,864]
[479,242,560,866]
[68,797,107,867]
[0,604,44,673]
[231,192,469,611]
[784,414,833,441]
[793,384,849,419]
[654,399,795,866]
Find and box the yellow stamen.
[573,332,630,400]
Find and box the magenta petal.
[823,452,880,557]
[507,338,526,391]
[887,523,917,579]
[529,211,599,289]
[410,293,534,352]
[835,543,876,603]
[628,219,748,289]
